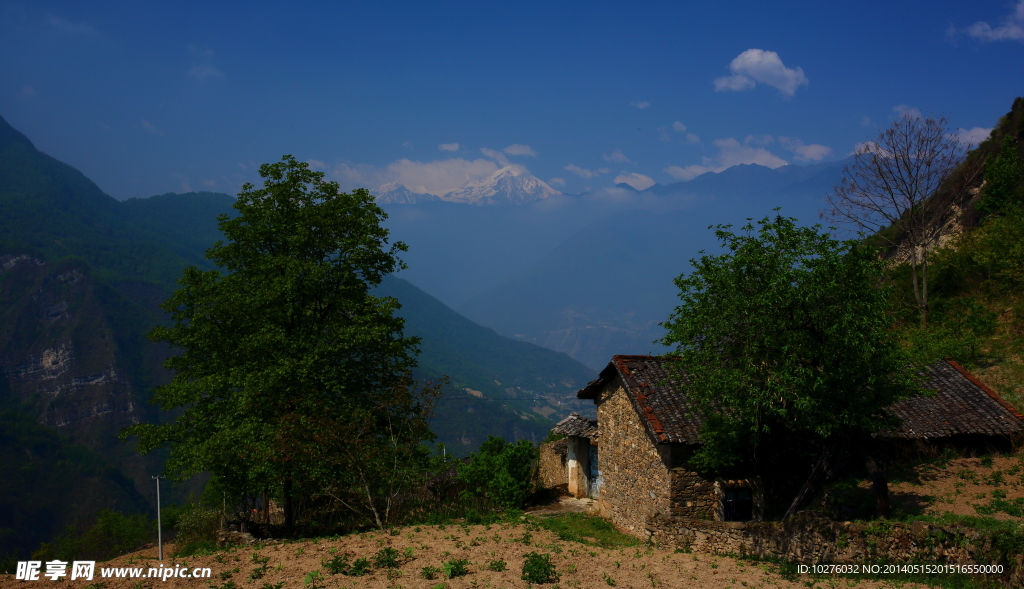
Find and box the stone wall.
[645,512,1023,587]
[538,438,567,489]
[593,383,673,536]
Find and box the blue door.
[586,444,602,497]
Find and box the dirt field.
[887,453,1024,520]
[2,521,941,589]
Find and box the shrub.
[322,556,349,575]
[347,558,371,577]
[33,510,153,562]
[442,558,470,578]
[420,566,443,580]
[487,559,507,571]
[458,436,537,509]
[372,547,401,568]
[173,503,220,551]
[521,552,558,584]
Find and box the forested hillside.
[887,97,1024,413]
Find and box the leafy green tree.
[459,436,537,509]
[122,156,425,529]
[659,214,920,517]
[977,135,1023,215]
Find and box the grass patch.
[532,513,640,549]
[173,540,220,558]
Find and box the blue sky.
[1,0,1022,200]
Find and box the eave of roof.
[576,355,1024,446]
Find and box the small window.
[723,487,753,522]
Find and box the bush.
[521,552,558,584]
[420,565,443,579]
[347,558,371,577]
[372,547,401,568]
[173,503,220,554]
[442,558,469,578]
[33,510,153,562]
[458,436,537,509]
[487,559,507,572]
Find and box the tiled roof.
[578,355,703,444]
[552,412,598,439]
[888,359,1024,438]
[577,355,1024,445]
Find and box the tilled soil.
[2,522,933,589]
[888,454,1024,520]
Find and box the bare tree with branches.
[824,112,968,326]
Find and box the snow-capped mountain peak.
[443,165,561,205]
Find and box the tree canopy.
[122,155,435,528]
[659,215,919,492]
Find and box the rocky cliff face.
[0,254,170,505]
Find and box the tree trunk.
[921,248,929,326]
[782,444,845,521]
[864,455,891,518]
[909,248,925,328]
[283,476,294,531]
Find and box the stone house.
[541,354,1024,539]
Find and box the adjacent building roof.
[574,355,1024,445]
[552,412,598,439]
[889,359,1024,438]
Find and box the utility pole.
[152,476,163,560]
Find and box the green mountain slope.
[377,276,595,450]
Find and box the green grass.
[531,513,640,549]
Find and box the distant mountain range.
[374,165,562,206]
[381,159,847,369]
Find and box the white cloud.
[603,148,632,163]
[713,75,756,92]
[778,136,833,162]
[893,104,922,118]
[664,165,712,181]
[202,179,217,188]
[188,65,224,80]
[663,122,701,144]
[630,100,651,109]
[664,135,789,181]
[548,177,566,187]
[714,49,808,96]
[745,134,774,146]
[141,120,163,136]
[860,115,876,127]
[504,144,537,157]
[439,143,460,151]
[47,16,101,38]
[614,172,656,190]
[966,0,1024,41]
[480,147,510,166]
[951,127,993,146]
[307,159,326,169]
[564,164,608,179]
[187,45,224,80]
[328,158,505,196]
